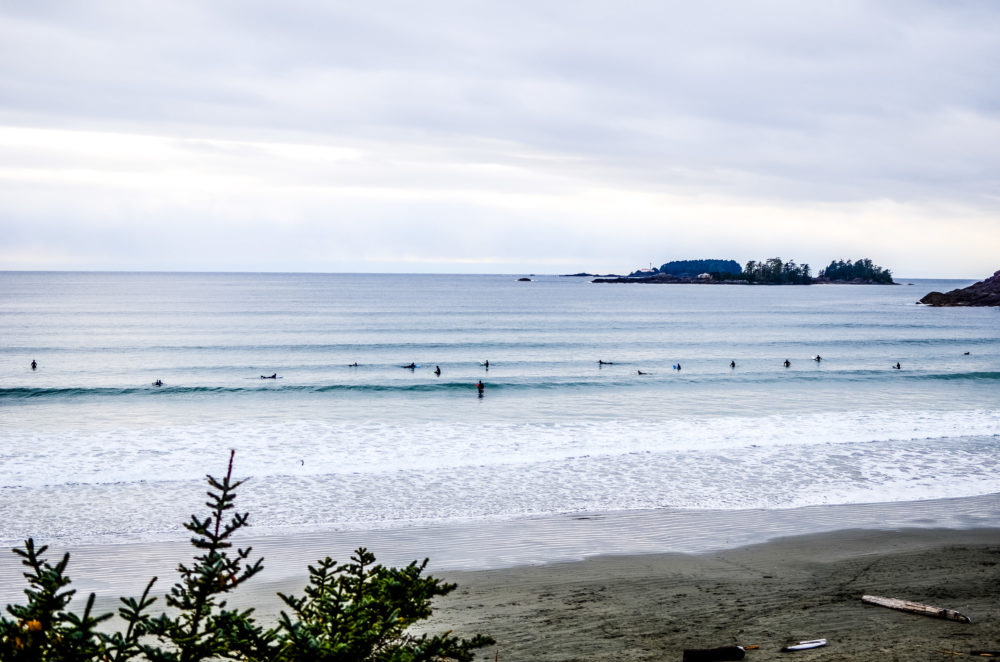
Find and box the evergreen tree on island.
[817,258,894,283]
[630,259,741,278]
[742,258,811,284]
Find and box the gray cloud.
[1,1,998,275]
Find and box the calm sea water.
[1,271,998,547]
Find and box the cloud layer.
[2,1,998,275]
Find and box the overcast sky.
[2,1,998,277]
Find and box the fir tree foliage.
[656,259,741,277]
[139,449,270,662]
[629,259,741,278]
[273,550,493,661]
[741,257,812,284]
[818,258,894,283]
[0,451,494,662]
[0,539,111,661]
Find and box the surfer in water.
[673,363,681,371]
[813,355,822,362]
[476,380,484,396]
[348,362,359,367]
[893,362,901,369]
[730,360,736,368]
[261,373,277,379]
[783,359,791,368]
[434,365,441,376]
[598,360,613,365]
[30,360,37,370]
[637,370,648,375]
[402,363,416,369]
[153,379,163,387]
[483,360,489,369]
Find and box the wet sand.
[422,528,1000,661]
[2,510,999,661]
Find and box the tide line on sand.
[1,493,997,610]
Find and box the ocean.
[1,271,998,557]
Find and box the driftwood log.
[861,595,972,623]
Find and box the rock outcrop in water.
[919,270,1000,306]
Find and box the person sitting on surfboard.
[31,360,37,370]
[730,360,736,368]
[783,359,791,367]
[434,365,441,376]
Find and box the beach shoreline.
[19,526,996,661]
[4,493,996,598]
[2,496,999,660]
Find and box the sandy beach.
[424,528,1000,661]
[2,504,998,661]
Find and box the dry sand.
[423,528,1000,661]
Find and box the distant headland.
[590,258,895,285]
[919,269,1000,306]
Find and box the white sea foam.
[1,411,998,545]
[2,409,997,489]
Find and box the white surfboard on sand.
[781,639,826,652]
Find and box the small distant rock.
[919,270,1000,306]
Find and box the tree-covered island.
[592,258,895,285]
[815,258,894,284]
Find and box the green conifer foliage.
[138,449,271,662]
[1,452,494,662]
[272,550,493,661]
[817,258,894,283]
[0,539,110,661]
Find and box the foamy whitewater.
[1,272,998,548]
